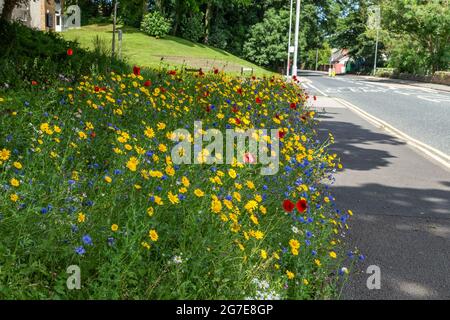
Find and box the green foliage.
[140,11,172,38]
[382,0,450,74]
[0,22,126,88]
[243,8,289,69]
[180,11,204,43]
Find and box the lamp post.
[286,0,294,78]
[292,0,301,77]
[112,0,119,58]
[368,5,381,76]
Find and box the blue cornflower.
[75,246,85,255]
[82,234,93,246]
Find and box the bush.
[180,12,204,43]
[140,11,172,38]
[0,21,127,88]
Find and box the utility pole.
[315,48,319,71]
[368,5,381,76]
[112,0,119,58]
[286,0,294,78]
[292,0,301,77]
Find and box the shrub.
[140,11,172,38]
[0,21,127,88]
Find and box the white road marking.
[334,97,450,170]
[308,82,329,97]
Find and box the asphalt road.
[299,71,450,156]
[307,91,450,299]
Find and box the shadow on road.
[317,118,405,171]
[335,183,450,299]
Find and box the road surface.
[301,73,450,300]
[299,71,450,156]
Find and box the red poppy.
[283,199,295,213]
[290,102,297,109]
[214,68,219,74]
[144,80,152,87]
[243,152,255,164]
[255,97,262,104]
[313,95,317,101]
[168,70,176,76]
[198,68,204,76]
[94,86,100,92]
[296,199,308,213]
[235,118,241,125]
[231,107,238,113]
[237,88,243,95]
[90,132,96,138]
[278,130,286,139]
[67,48,73,56]
[205,105,211,112]
[31,80,38,86]
[133,66,141,76]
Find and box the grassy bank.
[63,24,273,76]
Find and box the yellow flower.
[233,191,241,202]
[250,215,259,225]
[244,200,258,212]
[154,195,163,205]
[141,241,151,250]
[13,162,22,169]
[10,193,19,202]
[228,168,237,179]
[291,248,299,256]
[181,176,190,187]
[329,251,337,259]
[157,122,166,130]
[211,199,222,213]
[126,157,139,171]
[314,259,322,267]
[77,212,86,223]
[260,249,268,259]
[168,191,179,204]
[253,230,264,240]
[194,189,204,197]
[147,207,154,216]
[289,239,300,249]
[245,180,255,189]
[286,270,295,280]
[111,224,119,232]
[144,127,155,138]
[303,279,309,285]
[104,176,112,183]
[158,144,167,152]
[149,229,159,242]
[10,178,20,187]
[0,148,11,161]
[165,166,175,176]
[78,131,87,139]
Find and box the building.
[330,48,350,75]
[0,0,65,32]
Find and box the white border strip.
[334,97,450,170]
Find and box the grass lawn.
[63,24,274,76]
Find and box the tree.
[243,8,290,69]
[382,0,450,73]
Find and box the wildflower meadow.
[0,49,357,299]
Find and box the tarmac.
[311,96,450,299]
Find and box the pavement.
[302,77,450,299]
[299,71,450,156]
